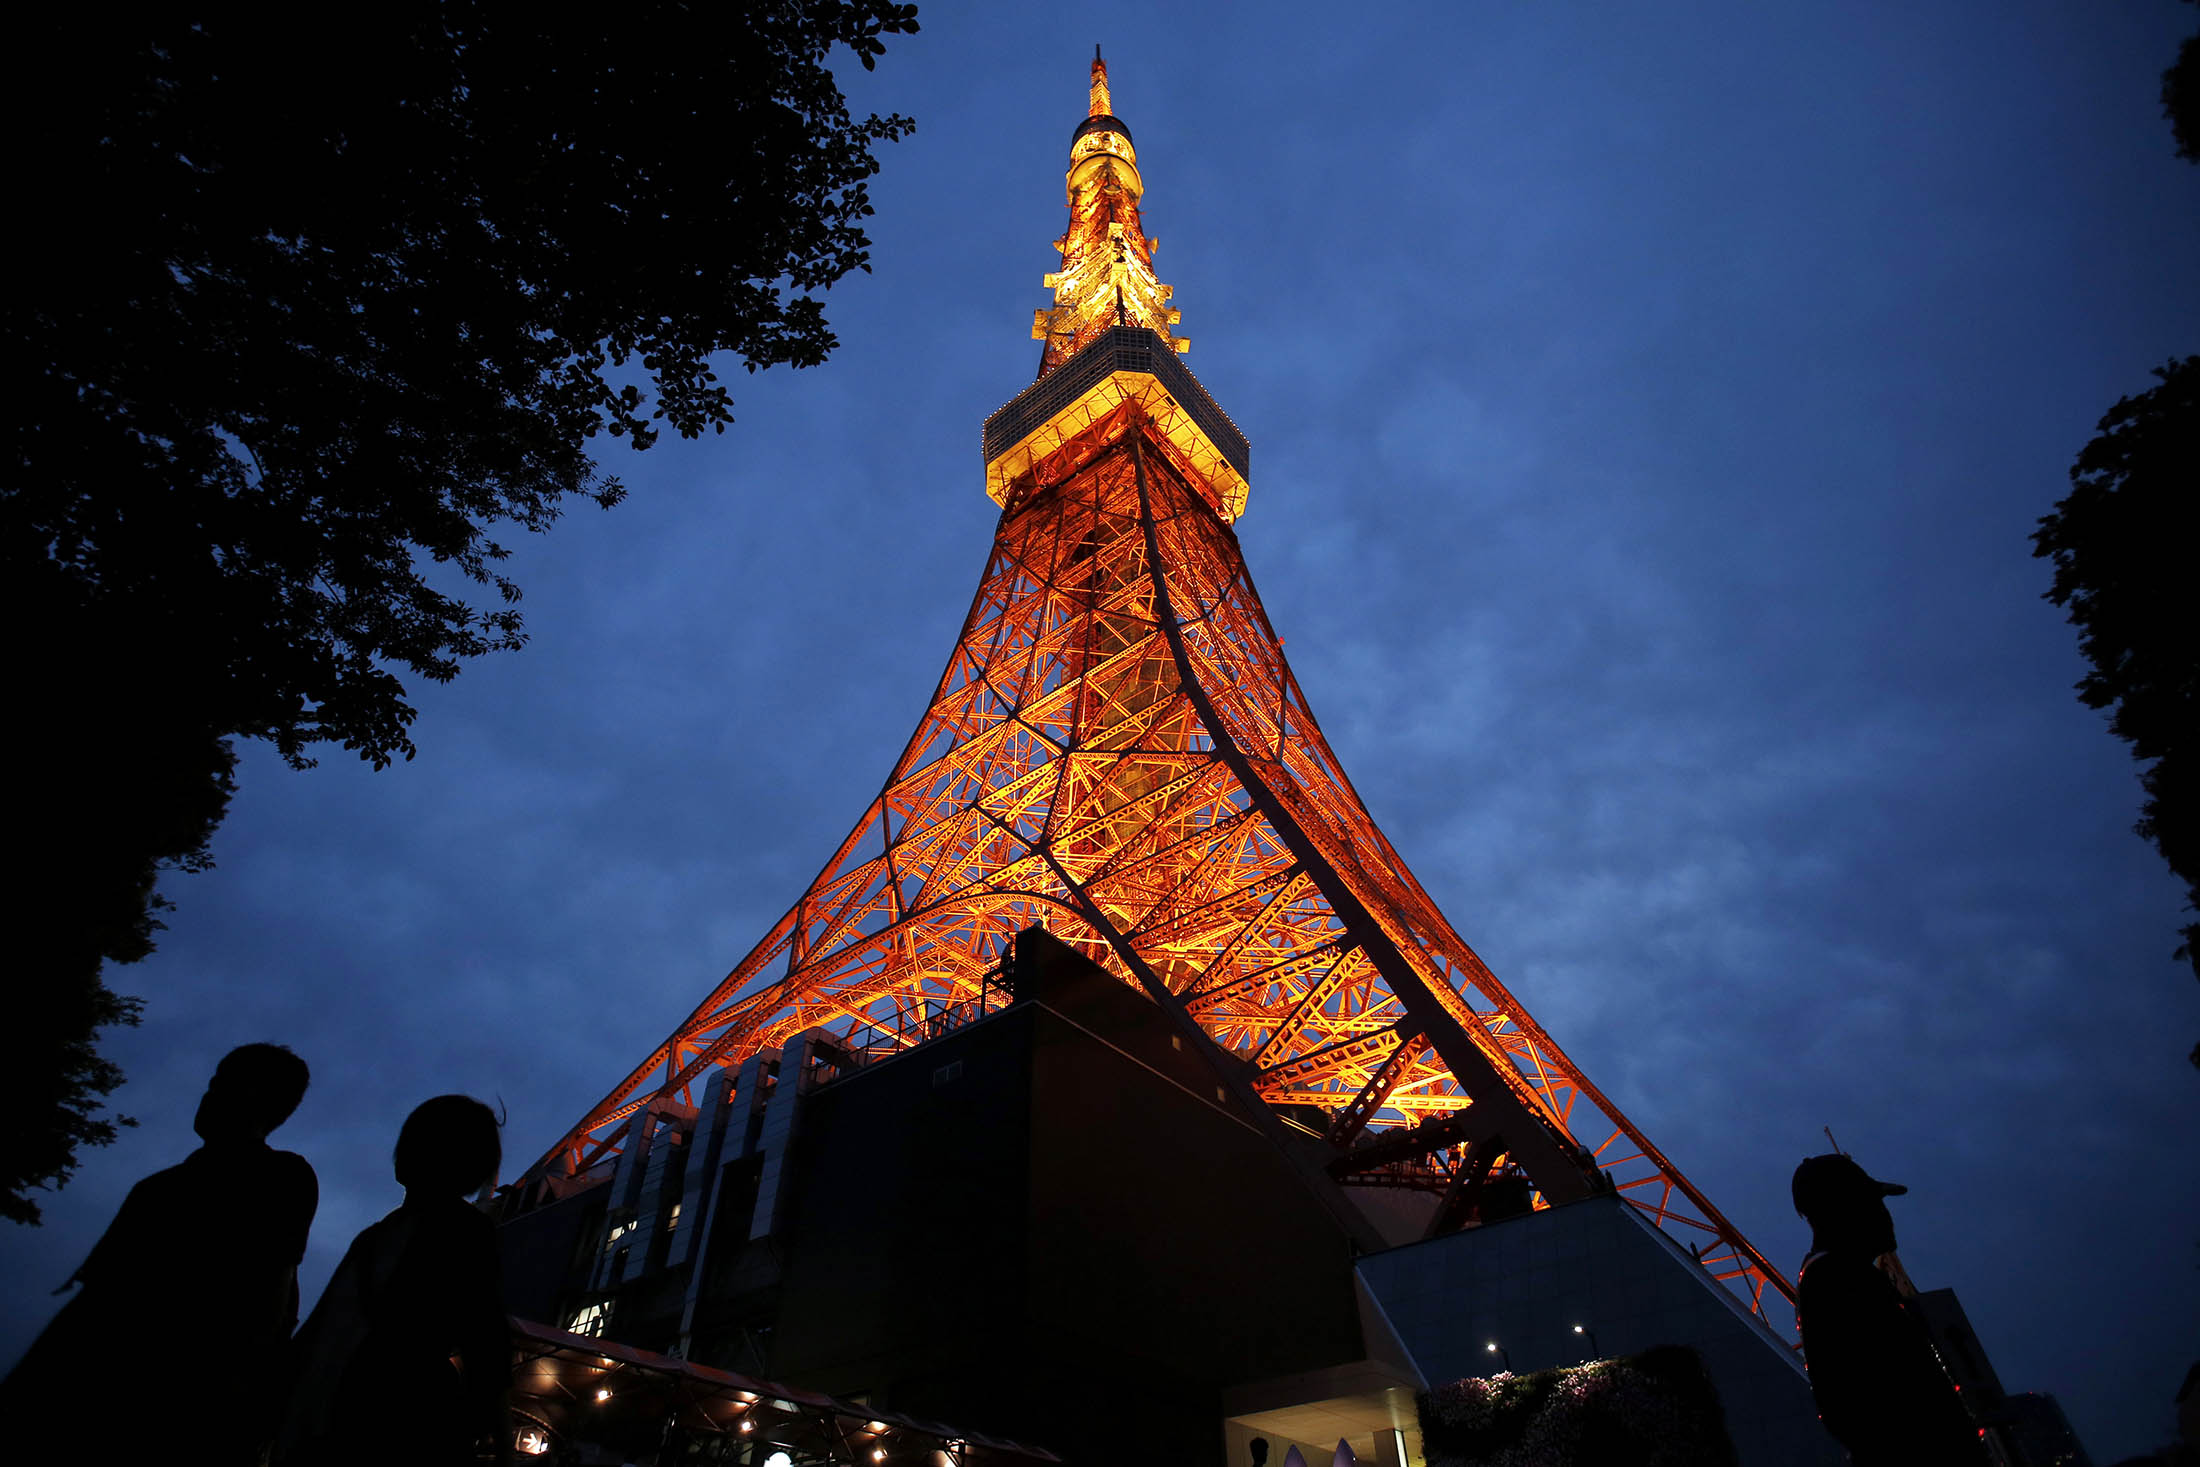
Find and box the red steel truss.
[527,53,1797,1329]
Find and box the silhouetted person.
[1793,1153,1988,1466]
[279,1094,510,1466]
[0,1042,317,1462]
[2181,1361,2200,1453]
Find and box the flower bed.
[1417,1346,1740,1467]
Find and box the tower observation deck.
[516,49,1794,1337]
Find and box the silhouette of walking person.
[1792,1153,1989,1466]
[278,1094,510,1467]
[0,1042,318,1463]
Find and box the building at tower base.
[499,930,1838,1467]
[1353,1196,1840,1466]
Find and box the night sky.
[5,4,2198,1458]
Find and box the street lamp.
[1485,1341,1512,1372]
[1572,1323,1600,1360]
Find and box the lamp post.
[1572,1323,1600,1360]
[1485,1341,1512,1373]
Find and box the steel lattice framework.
[528,52,1796,1329]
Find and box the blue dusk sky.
[5,3,2198,1458]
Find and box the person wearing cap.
[1792,1153,1988,1465]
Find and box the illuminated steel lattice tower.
[531,53,1795,1325]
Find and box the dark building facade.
[501,931,1383,1464]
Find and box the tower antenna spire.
[1034,51,1186,374]
[1088,44,1111,118]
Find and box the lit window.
[568,1300,612,1338]
[664,1202,682,1231]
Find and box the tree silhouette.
[2033,361,2200,975]
[2033,2,2200,1069]
[2167,0,2200,161]
[1,4,917,1222]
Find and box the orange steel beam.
[524,55,1799,1334]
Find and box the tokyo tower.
[525,50,1794,1329]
